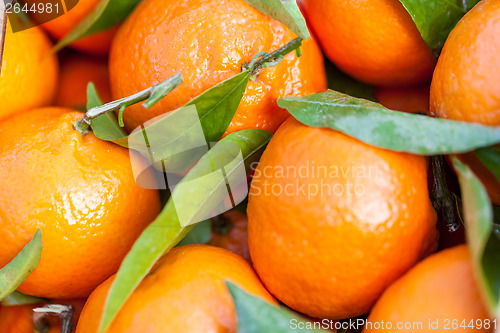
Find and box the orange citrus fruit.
[300,0,436,86]
[248,117,438,319]
[24,0,117,55]
[0,304,37,333]
[55,53,112,108]
[430,0,500,126]
[75,245,275,332]
[0,24,58,120]
[374,85,430,113]
[209,210,251,262]
[364,245,492,332]
[0,107,161,298]
[109,0,326,134]
[430,0,500,204]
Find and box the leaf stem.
[74,73,183,136]
[0,2,7,76]
[430,155,461,232]
[33,304,74,333]
[243,37,303,78]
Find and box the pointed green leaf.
[399,0,480,53]
[453,157,500,315]
[476,147,500,183]
[0,230,42,301]
[185,70,251,143]
[278,91,500,155]
[91,113,128,142]
[98,129,272,333]
[54,0,141,52]
[1,291,46,306]
[125,71,251,172]
[86,83,128,142]
[86,82,104,110]
[245,0,310,39]
[91,71,251,164]
[226,281,325,332]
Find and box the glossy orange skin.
[24,0,117,55]
[430,0,500,205]
[66,28,118,57]
[364,246,492,332]
[0,24,58,120]
[0,108,161,298]
[76,245,275,333]
[0,305,35,333]
[430,0,500,126]
[0,299,85,333]
[55,53,112,108]
[374,85,430,113]
[209,210,251,261]
[109,0,326,134]
[248,117,438,319]
[301,0,436,86]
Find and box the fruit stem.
[74,73,183,136]
[33,304,74,333]
[0,2,7,76]
[243,37,303,79]
[430,155,461,232]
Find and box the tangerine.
[248,117,438,319]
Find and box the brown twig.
[0,1,8,76]
[33,304,75,333]
[430,155,462,232]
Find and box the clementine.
[248,117,438,319]
[24,0,117,55]
[430,0,500,204]
[374,85,430,113]
[55,53,112,108]
[430,0,500,125]
[300,0,436,86]
[109,0,326,134]
[364,245,491,332]
[75,245,275,332]
[0,24,58,120]
[0,107,160,299]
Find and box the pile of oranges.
[0,0,498,332]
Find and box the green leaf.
[177,220,212,246]
[186,71,251,143]
[245,0,310,39]
[126,71,251,172]
[86,83,128,142]
[0,229,42,301]
[399,0,480,53]
[1,291,46,306]
[452,157,500,316]
[92,71,251,168]
[91,113,128,142]
[226,281,325,332]
[278,90,500,155]
[98,129,272,333]
[86,82,104,110]
[476,147,500,183]
[54,0,141,52]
